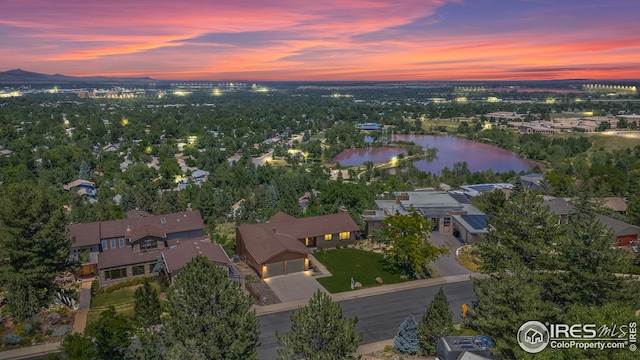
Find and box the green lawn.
[313,248,408,293]
[87,282,161,325]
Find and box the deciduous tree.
[381,211,447,278]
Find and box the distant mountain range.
[0,69,157,85]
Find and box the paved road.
[430,232,474,277]
[257,280,476,360]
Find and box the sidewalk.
[72,279,93,334]
[0,342,62,360]
[254,273,485,315]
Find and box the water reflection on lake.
[332,134,540,173]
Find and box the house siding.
[98,261,155,288]
[314,231,355,250]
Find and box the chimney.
[273,227,276,233]
[187,202,192,211]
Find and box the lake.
[332,134,541,174]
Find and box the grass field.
[587,132,640,152]
[313,248,407,293]
[87,282,161,325]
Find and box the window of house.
[110,239,116,249]
[142,240,158,251]
[119,238,125,248]
[132,265,145,276]
[101,240,107,251]
[443,217,451,227]
[105,268,127,280]
[339,231,350,240]
[324,234,332,241]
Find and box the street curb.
[255,273,485,316]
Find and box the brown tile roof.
[601,197,628,213]
[98,246,160,270]
[68,211,205,248]
[268,211,296,223]
[237,223,309,265]
[128,225,166,242]
[68,222,101,248]
[268,211,360,238]
[163,240,230,273]
[238,212,359,264]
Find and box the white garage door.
[287,258,305,274]
[264,262,284,278]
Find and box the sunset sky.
[1,0,639,81]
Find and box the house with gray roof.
[543,196,640,246]
[363,191,489,243]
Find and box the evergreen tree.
[61,333,97,360]
[164,255,259,360]
[419,287,454,355]
[394,315,420,354]
[276,290,362,360]
[133,279,162,328]
[85,307,134,360]
[0,182,75,316]
[477,191,562,274]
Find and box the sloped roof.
[268,211,296,223]
[237,223,309,264]
[98,238,230,271]
[238,212,358,265]
[69,211,205,248]
[98,246,160,270]
[600,197,627,212]
[163,240,230,273]
[128,225,167,242]
[595,214,640,236]
[267,212,359,238]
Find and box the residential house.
[68,210,230,286]
[236,211,359,278]
[436,336,494,360]
[597,197,628,215]
[102,143,120,152]
[363,191,489,243]
[229,199,245,219]
[521,173,544,190]
[63,179,97,203]
[543,196,640,246]
[298,189,320,212]
[191,169,209,185]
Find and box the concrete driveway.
[263,271,328,303]
[430,232,474,277]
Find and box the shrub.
[3,333,21,345]
[51,305,69,317]
[15,324,25,336]
[23,322,33,335]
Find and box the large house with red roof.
[236,211,360,278]
[68,210,230,287]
